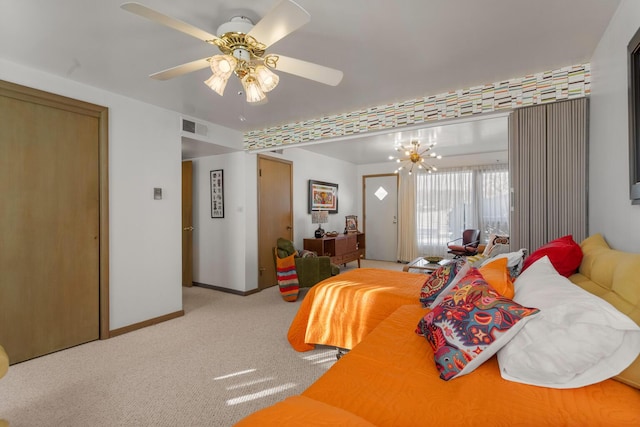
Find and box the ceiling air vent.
[182,118,208,137]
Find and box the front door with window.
[363,174,398,261]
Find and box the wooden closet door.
[257,155,293,289]
[0,90,101,363]
[182,161,194,287]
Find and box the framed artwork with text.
[210,169,224,218]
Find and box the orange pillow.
[478,257,514,299]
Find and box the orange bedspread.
[239,304,640,426]
[287,268,427,352]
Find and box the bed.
[242,303,640,426]
[237,234,640,426]
[287,268,427,351]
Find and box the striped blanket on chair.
[275,249,300,302]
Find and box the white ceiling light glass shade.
[204,73,230,96]
[210,54,237,75]
[253,65,279,93]
[204,55,238,96]
[241,74,266,103]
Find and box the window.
[415,164,509,255]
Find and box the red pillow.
[521,235,583,277]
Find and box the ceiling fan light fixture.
[205,54,238,96]
[254,65,279,93]
[241,74,266,103]
[210,54,237,75]
[121,1,343,104]
[204,73,230,96]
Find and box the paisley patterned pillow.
[416,272,539,381]
[419,260,467,308]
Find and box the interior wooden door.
[258,155,293,289]
[182,161,194,287]
[0,82,107,364]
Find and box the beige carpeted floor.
[0,259,403,427]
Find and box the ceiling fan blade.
[247,0,310,48]
[121,2,219,43]
[150,58,211,81]
[274,55,343,86]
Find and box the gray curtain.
[509,98,588,252]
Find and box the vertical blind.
[509,98,588,252]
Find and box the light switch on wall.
[154,188,162,200]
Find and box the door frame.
[0,80,110,340]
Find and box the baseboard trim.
[193,282,261,296]
[108,310,185,338]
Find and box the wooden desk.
[304,233,365,267]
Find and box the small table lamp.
[312,210,329,238]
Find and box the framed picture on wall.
[308,180,338,213]
[210,169,224,218]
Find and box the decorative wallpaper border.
[244,63,590,150]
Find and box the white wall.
[190,151,257,293]
[108,100,182,329]
[0,58,184,330]
[189,147,354,293]
[590,0,640,252]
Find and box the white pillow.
[497,256,640,389]
[480,248,525,269]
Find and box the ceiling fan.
[120,0,343,103]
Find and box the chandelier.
[390,140,442,175]
[204,17,280,103]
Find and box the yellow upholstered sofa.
[569,233,640,387]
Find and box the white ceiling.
[0,0,620,163]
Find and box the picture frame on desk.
[308,180,338,213]
[345,215,358,233]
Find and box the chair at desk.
[447,229,481,258]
